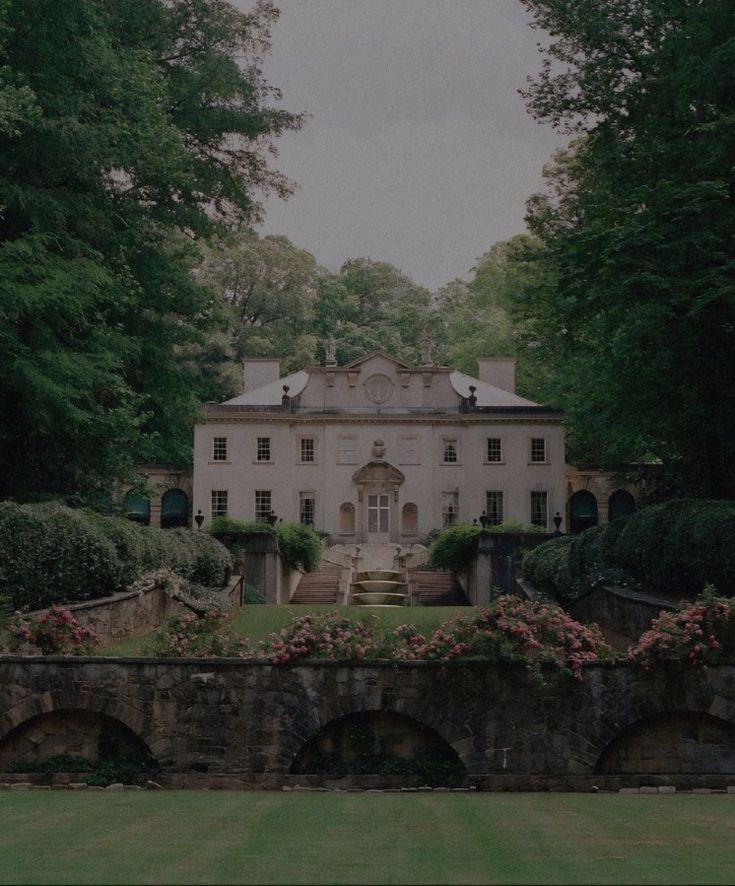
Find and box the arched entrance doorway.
[161,489,189,529]
[608,489,636,523]
[124,491,150,525]
[569,490,598,534]
[352,452,405,544]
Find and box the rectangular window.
[211,490,228,519]
[255,490,272,522]
[337,435,358,464]
[486,438,502,463]
[486,491,504,526]
[299,492,315,526]
[442,491,459,528]
[531,491,548,528]
[531,438,547,463]
[212,437,227,462]
[256,437,271,462]
[443,439,458,464]
[299,437,315,463]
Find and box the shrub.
[6,607,101,655]
[243,584,265,604]
[255,612,380,665]
[169,528,231,586]
[488,520,547,535]
[275,522,322,572]
[628,587,735,670]
[522,535,577,602]
[208,516,272,534]
[149,610,235,658]
[428,523,481,572]
[0,502,123,610]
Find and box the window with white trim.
[443,439,458,464]
[299,437,315,463]
[442,491,459,528]
[211,490,228,519]
[299,492,315,526]
[256,437,271,462]
[530,491,548,528]
[486,438,502,463]
[530,437,547,463]
[486,491,504,526]
[212,437,227,462]
[255,490,272,522]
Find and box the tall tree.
[520,0,735,495]
[0,0,302,496]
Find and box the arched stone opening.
[0,709,157,775]
[569,490,598,534]
[608,489,636,523]
[161,488,189,529]
[401,502,418,535]
[290,710,467,786]
[595,710,735,775]
[124,491,150,526]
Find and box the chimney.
[477,357,516,394]
[242,358,281,393]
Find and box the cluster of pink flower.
[152,610,232,658]
[628,591,734,670]
[7,607,101,655]
[390,598,610,676]
[256,613,379,665]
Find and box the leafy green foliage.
[428,523,481,572]
[275,522,322,573]
[522,536,577,603]
[208,516,272,534]
[0,0,302,497]
[0,503,231,609]
[520,0,735,493]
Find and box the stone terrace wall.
[570,585,675,640]
[2,658,735,789]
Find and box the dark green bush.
[568,525,605,578]
[428,523,481,572]
[208,516,272,534]
[275,522,322,572]
[522,535,576,602]
[243,584,265,604]
[0,503,232,611]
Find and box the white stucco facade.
[193,351,567,541]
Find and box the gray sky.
[244,0,564,291]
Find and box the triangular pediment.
[342,350,412,370]
[352,461,405,485]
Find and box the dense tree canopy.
[520,0,735,495]
[0,0,302,497]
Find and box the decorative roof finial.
[324,337,337,367]
[419,333,432,367]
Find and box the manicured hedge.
[522,499,735,603]
[428,523,481,573]
[274,523,322,573]
[0,502,232,611]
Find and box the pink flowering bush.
[7,607,101,655]
[150,610,235,658]
[255,612,379,665]
[391,597,611,678]
[628,586,735,670]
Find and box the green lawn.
[0,792,733,884]
[101,605,474,656]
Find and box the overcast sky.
[241,0,565,291]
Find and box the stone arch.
[161,488,189,529]
[401,502,418,535]
[124,491,150,525]
[289,709,468,785]
[595,710,735,775]
[339,502,355,535]
[0,709,157,772]
[608,489,636,523]
[569,490,598,534]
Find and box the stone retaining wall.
[570,585,675,640]
[2,657,735,789]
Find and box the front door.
[367,493,390,542]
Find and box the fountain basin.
[354,580,405,594]
[352,592,408,606]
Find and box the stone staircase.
[290,563,343,604]
[409,568,468,606]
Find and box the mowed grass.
[101,605,473,656]
[1,792,734,885]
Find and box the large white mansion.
[192,350,568,543]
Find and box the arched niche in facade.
[339,502,355,535]
[608,489,636,523]
[161,488,189,529]
[569,490,598,534]
[401,502,418,535]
